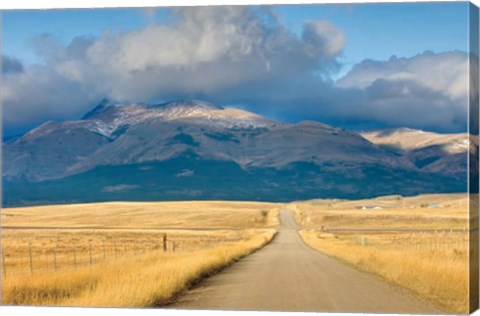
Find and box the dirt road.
[170,206,440,313]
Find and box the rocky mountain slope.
[2,100,467,206]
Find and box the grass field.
[1,201,280,229]
[1,228,270,275]
[3,229,276,307]
[295,194,470,313]
[1,196,473,311]
[294,193,469,230]
[1,201,279,306]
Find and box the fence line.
[357,232,469,252]
[1,234,177,278]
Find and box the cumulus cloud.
[80,6,345,100]
[2,6,346,134]
[330,51,469,131]
[1,6,470,135]
[337,51,468,101]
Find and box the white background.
[0,0,479,316]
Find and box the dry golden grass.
[1,201,279,306]
[3,229,276,307]
[1,201,280,229]
[295,194,471,313]
[294,193,468,230]
[1,228,263,275]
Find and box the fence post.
[172,242,175,253]
[29,242,34,274]
[73,245,77,268]
[114,242,118,260]
[2,248,6,279]
[53,248,58,271]
[163,234,167,252]
[89,243,93,266]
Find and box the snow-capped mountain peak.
[77,99,279,137]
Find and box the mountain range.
[2,99,468,206]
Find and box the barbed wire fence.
[1,233,177,278]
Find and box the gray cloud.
[192,51,469,133]
[1,7,470,135]
[331,51,469,131]
[203,51,469,133]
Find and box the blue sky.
[1,2,474,135]
[275,2,469,77]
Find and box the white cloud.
[302,20,346,58]
[2,6,346,133]
[337,51,468,102]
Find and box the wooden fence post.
[172,242,175,253]
[29,242,34,274]
[163,234,167,252]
